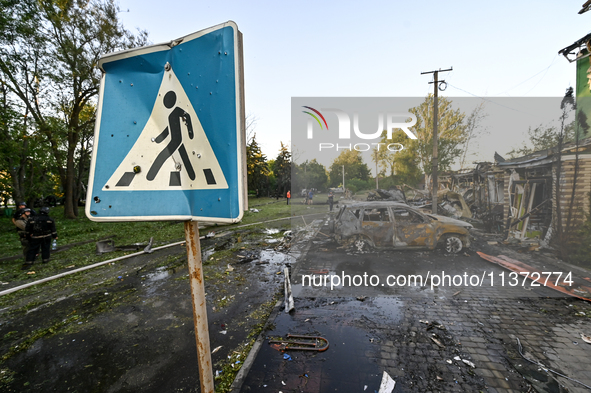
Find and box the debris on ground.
[426,321,446,331]
[454,356,476,368]
[430,335,445,348]
[478,252,591,302]
[378,371,396,393]
[236,250,260,263]
[284,266,294,313]
[95,237,162,255]
[581,333,591,344]
[367,188,407,203]
[268,334,329,351]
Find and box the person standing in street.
[286,190,291,205]
[23,207,58,269]
[307,189,314,205]
[328,191,334,211]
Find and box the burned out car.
[329,202,472,253]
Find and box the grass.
[0,197,306,280]
[0,196,315,310]
[0,196,308,392]
[213,294,280,393]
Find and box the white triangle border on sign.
[103,68,228,191]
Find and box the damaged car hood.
[427,214,473,229]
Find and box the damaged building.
[496,138,591,243]
[432,137,591,243]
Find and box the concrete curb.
[229,299,283,393]
[229,215,326,392]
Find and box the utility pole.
[421,67,452,215]
[342,165,345,191]
[374,148,379,189]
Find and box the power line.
[447,83,529,114]
[494,54,559,95]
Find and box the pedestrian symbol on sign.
[146,90,196,185]
[104,67,228,191]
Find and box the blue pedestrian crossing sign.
[86,21,245,223]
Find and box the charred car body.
[329,201,472,253]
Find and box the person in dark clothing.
[14,208,32,259]
[23,207,58,269]
[327,191,334,211]
[12,202,35,226]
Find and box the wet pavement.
[238,217,591,393]
[0,229,290,392]
[2,214,591,392]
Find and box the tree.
[375,130,422,187]
[294,159,328,191]
[246,132,269,195]
[506,123,575,158]
[459,101,488,169]
[273,142,291,196]
[408,95,468,181]
[0,0,147,218]
[0,79,57,206]
[328,149,371,187]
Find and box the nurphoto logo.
[302,106,417,152]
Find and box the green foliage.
[328,149,371,187]
[346,178,371,194]
[409,95,468,176]
[246,133,270,195]
[292,158,328,192]
[371,95,468,188]
[273,142,291,196]
[0,0,148,218]
[375,130,422,187]
[506,124,575,158]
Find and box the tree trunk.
[63,144,78,218]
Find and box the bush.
[347,178,372,194]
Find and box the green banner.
[576,55,591,138]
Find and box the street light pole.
[421,67,452,215]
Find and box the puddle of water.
[370,297,404,323]
[241,299,384,392]
[253,250,296,275]
[145,267,170,283]
[259,250,295,264]
[141,267,173,296]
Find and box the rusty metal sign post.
[185,221,213,392]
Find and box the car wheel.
[442,235,463,253]
[354,236,372,252]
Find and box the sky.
[116,0,589,170]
